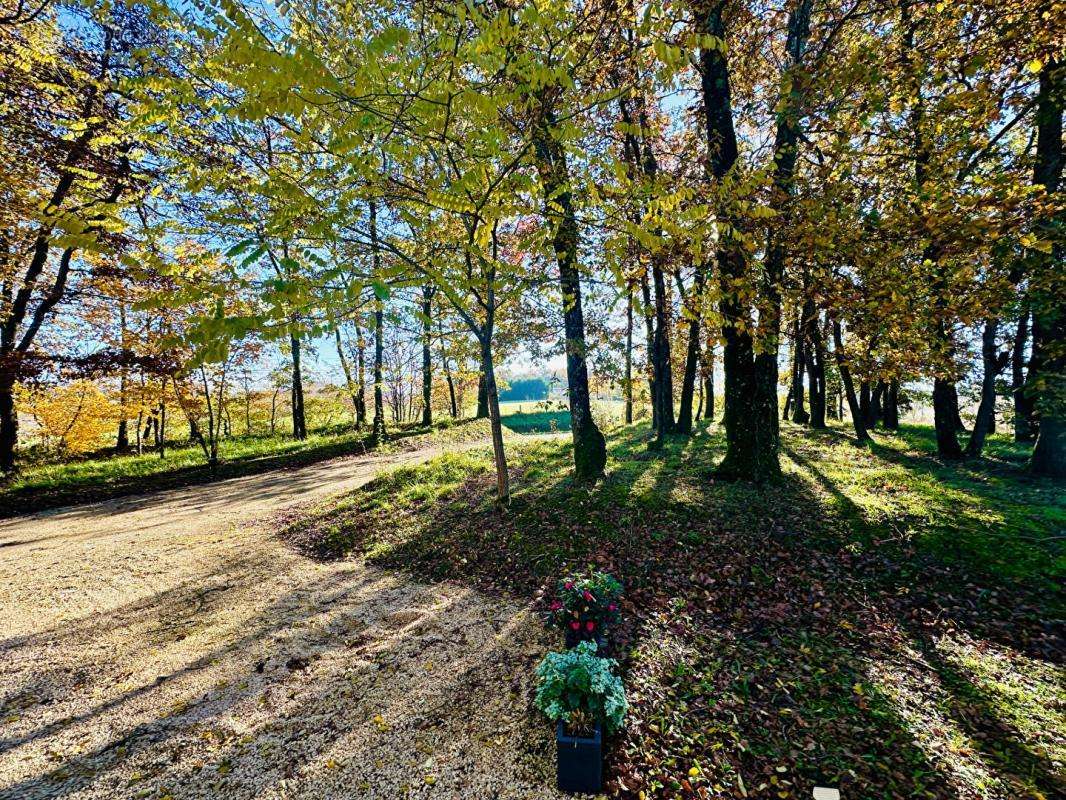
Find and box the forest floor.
[0,423,570,800]
[282,421,1065,800]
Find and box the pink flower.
[586,621,596,632]
[549,600,562,611]
[563,581,574,590]
[608,603,617,612]
[570,621,580,631]
[583,590,594,602]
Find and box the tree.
[17,379,115,455]
[1029,57,1064,477]
[0,3,146,472]
[695,0,781,481]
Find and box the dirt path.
[0,442,564,800]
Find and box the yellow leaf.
[1027,58,1043,73]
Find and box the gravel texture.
[0,443,568,800]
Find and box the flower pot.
[564,628,608,654]
[556,719,602,794]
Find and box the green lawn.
[281,420,1065,800]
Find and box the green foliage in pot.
[534,641,628,734]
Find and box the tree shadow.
[0,544,563,799]
[908,635,1065,797]
[781,437,1063,662]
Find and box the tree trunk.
[703,339,715,420]
[870,381,885,428]
[475,372,489,419]
[442,351,458,419]
[352,324,366,428]
[966,317,1007,458]
[371,299,386,444]
[158,393,166,459]
[650,258,675,443]
[698,0,780,481]
[116,300,129,450]
[616,97,647,430]
[625,280,634,424]
[676,266,705,436]
[421,285,434,427]
[1029,57,1065,478]
[754,0,813,449]
[641,272,657,431]
[634,98,675,441]
[533,104,607,481]
[883,381,900,430]
[933,379,964,459]
[805,303,827,429]
[369,200,387,445]
[335,328,362,428]
[806,351,826,429]
[479,333,510,503]
[619,91,666,438]
[859,381,872,429]
[902,0,961,459]
[790,313,808,423]
[1012,302,1034,441]
[290,334,307,440]
[0,377,17,474]
[832,319,871,443]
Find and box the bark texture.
[697,0,781,481]
[533,103,607,481]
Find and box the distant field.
[502,410,571,433]
[481,398,640,434]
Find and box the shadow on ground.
[281,421,1065,799]
[0,544,562,800]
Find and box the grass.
[281,420,1065,800]
[501,410,572,433]
[5,400,589,516]
[0,417,489,517]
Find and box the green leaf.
[226,239,257,258]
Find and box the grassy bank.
[0,417,491,517]
[282,421,1064,800]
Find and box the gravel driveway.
[0,443,565,800]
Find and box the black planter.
[556,719,603,794]
[564,628,608,655]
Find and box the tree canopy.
[0,0,1061,484]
